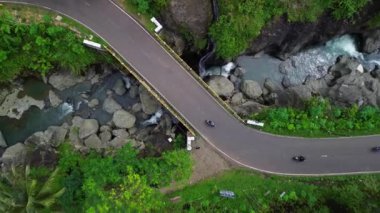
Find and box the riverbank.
[166,169,380,212]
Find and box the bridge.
[2,0,380,175]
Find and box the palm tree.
[0,165,65,212]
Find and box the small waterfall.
[325,35,364,60]
[59,102,74,120]
[142,108,163,126]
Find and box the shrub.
[252,97,380,137]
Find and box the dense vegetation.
[58,143,192,212]
[168,169,380,212]
[0,11,109,82]
[210,0,369,58]
[0,142,192,212]
[251,98,380,137]
[123,0,169,16]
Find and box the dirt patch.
[160,137,235,194]
[189,137,234,183]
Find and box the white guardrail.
[83,39,102,50]
[246,120,264,127]
[150,17,162,33]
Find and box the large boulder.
[328,72,380,107]
[109,129,130,148]
[163,0,212,38]
[207,76,234,98]
[49,90,62,107]
[113,79,126,96]
[232,101,266,117]
[88,99,99,108]
[0,131,7,148]
[363,29,380,53]
[329,56,360,78]
[79,119,99,139]
[139,86,160,115]
[240,80,263,99]
[230,92,243,105]
[48,70,85,91]
[25,131,52,147]
[0,89,45,119]
[112,110,136,129]
[103,96,122,114]
[84,134,103,149]
[2,143,29,165]
[45,125,69,147]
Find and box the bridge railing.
[104,45,197,136]
[151,33,245,124]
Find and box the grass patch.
[117,0,159,32]
[0,3,113,82]
[167,169,380,212]
[367,13,380,29]
[211,0,370,59]
[250,97,380,138]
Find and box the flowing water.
[0,71,138,146]
[234,35,380,87]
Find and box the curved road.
[3,0,380,175]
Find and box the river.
[208,35,380,88]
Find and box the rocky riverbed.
[0,65,180,169]
[205,34,380,117]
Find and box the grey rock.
[84,134,103,149]
[164,0,212,38]
[99,131,112,143]
[46,125,68,147]
[106,89,113,96]
[0,131,7,147]
[281,76,292,88]
[2,143,28,165]
[233,67,246,77]
[128,85,139,99]
[139,86,160,114]
[113,79,126,96]
[329,55,360,77]
[49,90,62,107]
[112,110,136,129]
[264,78,277,92]
[24,131,51,146]
[129,140,145,150]
[100,125,111,132]
[79,119,99,139]
[0,88,45,119]
[108,129,130,148]
[363,29,380,53]
[207,76,234,98]
[88,99,99,108]
[131,103,142,113]
[232,101,266,117]
[135,127,152,141]
[129,127,137,135]
[230,92,243,105]
[112,129,129,138]
[48,70,85,91]
[103,96,122,114]
[240,80,263,99]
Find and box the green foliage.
[0,11,107,82]
[167,169,380,212]
[123,0,169,15]
[211,0,370,59]
[57,143,192,212]
[0,165,65,212]
[252,97,380,137]
[172,134,186,149]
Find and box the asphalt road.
[3,0,380,175]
